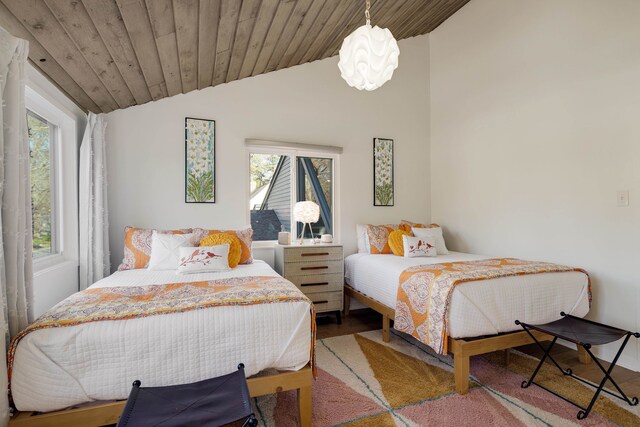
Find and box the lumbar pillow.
[199,233,242,268]
[147,232,196,270]
[192,227,254,264]
[403,235,437,258]
[411,226,449,255]
[388,229,410,256]
[177,245,230,274]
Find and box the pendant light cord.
[365,0,371,25]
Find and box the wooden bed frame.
[9,365,313,427]
[344,285,590,394]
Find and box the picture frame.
[185,117,216,203]
[373,137,394,206]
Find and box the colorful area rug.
[254,331,640,426]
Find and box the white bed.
[11,260,312,413]
[345,252,590,339]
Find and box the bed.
[344,252,591,394]
[9,260,313,427]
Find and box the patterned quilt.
[8,276,316,387]
[394,258,590,354]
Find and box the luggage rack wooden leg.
[516,320,639,420]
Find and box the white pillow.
[177,245,230,274]
[411,226,449,255]
[147,232,196,270]
[356,224,371,254]
[403,235,437,258]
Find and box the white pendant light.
[338,0,400,91]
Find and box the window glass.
[250,153,291,241]
[28,111,56,258]
[297,157,333,238]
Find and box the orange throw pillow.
[388,229,410,256]
[400,220,440,235]
[366,224,401,254]
[200,233,242,268]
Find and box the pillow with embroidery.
[411,226,449,255]
[366,224,401,254]
[177,245,230,274]
[147,232,197,270]
[118,227,192,271]
[403,235,437,258]
[193,227,253,264]
[199,233,242,268]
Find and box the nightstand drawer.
[284,246,343,263]
[287,273,343,294]
[307,291,343,313]
[283,260,343,276]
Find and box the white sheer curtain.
[0,26,31,425]
[79,112,109,290]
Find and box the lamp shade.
[293,201,320,223]
[338,24,399,91]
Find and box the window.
[248,144,340,243]
[28,110,58,258]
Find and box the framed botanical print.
[373,138,394,206]
[185,117,215,203]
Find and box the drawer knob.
[301,266,328,271]
[301,252,330,257]
[301,282,329,287]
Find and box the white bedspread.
[11,261,311,412]
[345,252,590,339]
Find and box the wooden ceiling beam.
[116,0,167,100]
[250,0,296,77]
[82,0,152,106]
[0,1,97,112]
[238,0,280,80]
[173,0,199,93]
[146,0,182,96]
[197,0,220,90]
[212,0,241,85]
[1,0,118,112]
[263,0,313,74]
[43,0,136,110]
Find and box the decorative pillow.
[403,235,437,258]
[411,226,449,255]
[400,220,440,235]
[118,227,192,271]
[147,232,197,270]
[388,229,410,256]
[366,224,401,254]
[177,245,230,274]
[356,224,371,254]
[200,233,242,268]
[193,228,253,264]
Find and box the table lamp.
[293,201,320,245]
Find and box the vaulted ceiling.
[0,0,469,113]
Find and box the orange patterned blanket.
[394,258,590,354]
[8,276,316,385]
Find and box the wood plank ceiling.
[0,0,469,113]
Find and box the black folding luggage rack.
[117,364,258,427]
[515,312,639,420]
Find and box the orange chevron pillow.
[199,233,242,268]
[388,229,410,256]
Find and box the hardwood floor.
[318,308,640,395]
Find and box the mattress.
[11,260,311,412]
[345,252,590,339]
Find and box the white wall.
[430,0,640,369]
[105,35,430,269]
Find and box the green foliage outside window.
[28,112,53,258]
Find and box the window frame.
[26,86,79,272]
[246,144,341,248]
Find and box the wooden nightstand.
[274,243,344,324]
